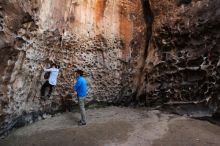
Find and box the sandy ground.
[0,106,220,146]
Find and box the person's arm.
[74,78,81,92]
[41,64,52,72]
[44,68,52,72]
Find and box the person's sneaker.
[78,122,86,126]
[78,120,86,126]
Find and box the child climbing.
[41,63,60,98]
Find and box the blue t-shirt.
[74,76,87,98]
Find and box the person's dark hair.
[51,63,56,67]
[76,70,83,76]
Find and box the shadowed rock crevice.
[135,0,154,101]
[115,0,154,106]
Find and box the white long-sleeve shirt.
[44,67,59,85]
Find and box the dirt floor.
[0,106,220,146]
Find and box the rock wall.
[142,0,220,115]
[0,0,220,137]
[0,0,146,136]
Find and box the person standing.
[41,64,59,98]
[74,70,87,125]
